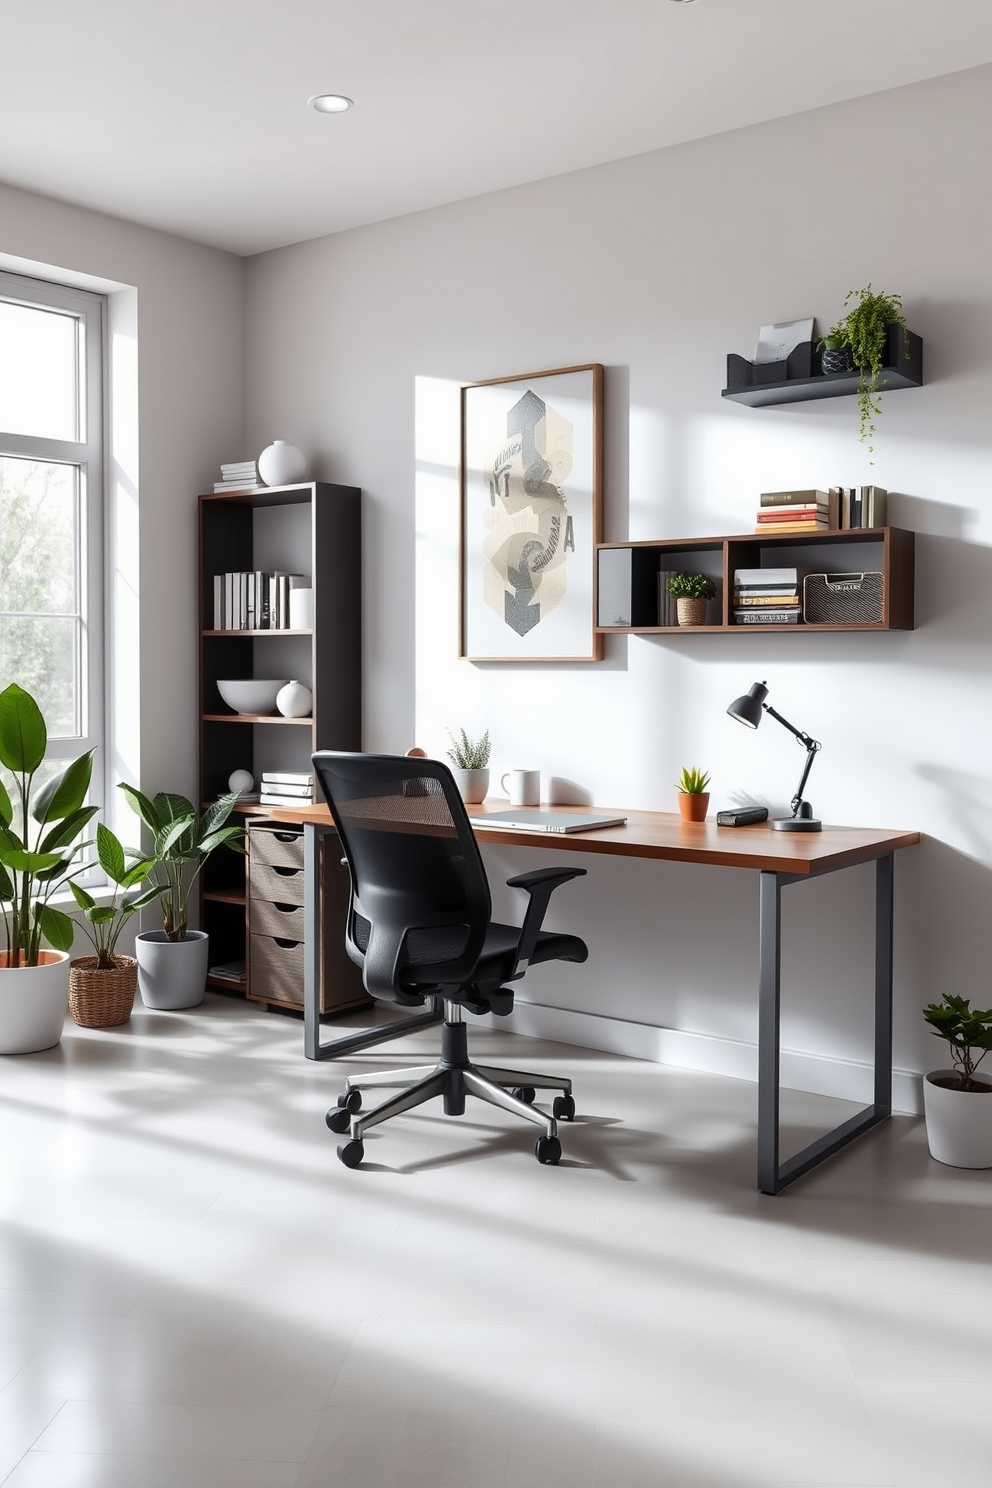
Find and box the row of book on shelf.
[258,771,315,808]
[213,460,258,493]
[212,571,309,630]
[754,486,886,534]
[733,567,802,625]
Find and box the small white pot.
[923,1068,992,1168]
[0,950,70,1054]
[257,440,307,487]
[135,931,209,1010]
[452,768,489,804]
[276,680,313,718]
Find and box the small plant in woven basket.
[446,728,491,770]
[675,765,711,796]
[667,574,716,602]
[68,824,162,968]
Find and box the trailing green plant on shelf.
[118,786,243,942]
[0,682,97,967]
[675,766,711,796]
[667,573,716,600]
[446,728,491,770]
[923,993,992,1092]
[824,284,909,452]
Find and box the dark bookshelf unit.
[722,325,923,408]
[596,526,914,634]
[197,481,361,1001]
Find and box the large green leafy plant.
[119,786,243,941]
[826,284,908,451]
[69,824,162,969]
[0,683,97,966]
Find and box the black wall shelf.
[722,325,923,409]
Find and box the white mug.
[500,768,540,807]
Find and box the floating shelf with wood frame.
[722,326,923,408]
[596,526,914,634]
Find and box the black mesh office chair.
[312,751,588,1167]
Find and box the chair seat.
[478,922,588,979]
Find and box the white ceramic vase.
[452,768,489,805]
[276,680,313,718]
[0,950,70,1053]
[257,440,307,487]
[923,1068,992,1168]
[135,931,210,1010]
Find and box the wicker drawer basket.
[249,859,305,906]
[249,932,305,1005]
[251,898,306,941]
[249,826,304,870]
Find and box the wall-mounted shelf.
[722,325,923,408]
[596,526,915,633]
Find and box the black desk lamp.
[727,680,823,833]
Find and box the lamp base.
[771,815,822,833]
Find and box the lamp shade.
[727,680,768,729]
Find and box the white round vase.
[276,680,313,718]
[923,1069,992,1168]
[0,950,70,1053]
[257,440,307,487]
[135,931,210,1011]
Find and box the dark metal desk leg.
[757,871,783,1195]
[874,853,894,1113]
[303,821,326,1061]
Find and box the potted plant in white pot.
[446,728,491,804]
[921,993,992,1168]
[67,824,162,1028]
[119,786,244,1010]
[0,683,97,1053]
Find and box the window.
[0,270,105,795]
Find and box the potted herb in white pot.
[921,993,992,1168]
[120,787,244,1010]
[0,683,97,1053]
[446,728,491,805]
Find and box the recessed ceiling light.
[309,94,353,114]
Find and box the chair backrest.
[311,751,492,1002]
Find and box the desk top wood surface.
[266,800,920,877]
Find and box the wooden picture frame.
[459,363,603,662]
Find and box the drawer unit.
[247,821,369,1015]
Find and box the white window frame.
[0,268,106,814]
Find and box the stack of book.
[212,571,308,630]
[836,485,887,529]
[259,771,315,808]
[734,567,801,625]
[754,489,838,533]
[213,460,258,493]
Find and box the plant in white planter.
[0,683,97,1052]
[446,728,491,805]
[921,993,992,1168]
[119,786,243,1010]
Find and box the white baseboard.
[486,1000,924,1116]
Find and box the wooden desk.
[270,802,920,1193]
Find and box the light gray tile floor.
[0,994,988,1486]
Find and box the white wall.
[1,180,246,807]
[245,66,992,1109]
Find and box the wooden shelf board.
[201,713,314,725]
[203,888,246,906]
[206,973,246,992]
[202,628,312,638]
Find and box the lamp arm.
[763,703,822,818]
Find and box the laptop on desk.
[468,809,628,834]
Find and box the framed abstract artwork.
[459,363,603,662]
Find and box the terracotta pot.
[923,1068,992,1168]
[68,955,138,1028]
[677,792,709,823]
[676,597,707,627]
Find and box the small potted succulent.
[446,728,491,804]
[820,284,909,450]
[921,993,992,1168]
[667,573,716,627]
[675,765,710,823]
[67,825,162,1028]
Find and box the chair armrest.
[506,867,586,975]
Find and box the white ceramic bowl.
[216,679,288,716]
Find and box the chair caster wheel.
[325,1107,351,1134]
[553,1094,576,1121]
[337,1139,365,1168]
[337,1089,362,1113]
[510,1085,536,1104]
[535,1136,561,1165]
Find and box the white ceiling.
[4,0,992,257]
